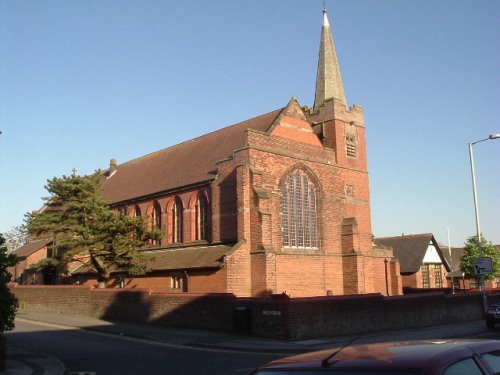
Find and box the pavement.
[2,310,494,375]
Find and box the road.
[5,317,500,375]
[5,319,283,375]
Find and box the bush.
[0,234,18,333]
[0,234,19,371]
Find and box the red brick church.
[18,8,402,297]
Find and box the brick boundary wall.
[0,334,5,372]
[10,285,499,340]
[11,285,235,332]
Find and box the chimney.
[109,158,118,175]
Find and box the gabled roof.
[375,233,449,274]
[101,98,321,205]
[11,239,52,259]
[102,108,283,204]
[439,246,462,272]
[447,247,465,278]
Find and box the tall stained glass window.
[281,170,318,248]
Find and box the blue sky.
[1,0,498,247]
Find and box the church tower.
[307,6,366,172]
[305,6,391,295]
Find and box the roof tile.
[102,109,283,204]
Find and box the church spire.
[314,6,347,109]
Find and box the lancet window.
[150,201,162,245]
[195,194,208,241]
[171,197,183,243]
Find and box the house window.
[346,134,357,157]
[422,264,430,288]
[171,197,183,243]
[195,194,208,241]
[170,274,182,290]
[434,264,443,288]
[281,170,318,249]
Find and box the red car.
[250,339,500,374]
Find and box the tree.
[0,233,19,371]
[27,173,160,288]
[0,234,18,332]
[460,235,500,281]
[3,223,29,253]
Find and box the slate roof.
[11,239,52,259]
[71,244,233,275]
[443,246,465,277]
[144,244,232,271]
[102,108,283,204]
[374,233,448,274]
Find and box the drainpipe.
[384,258,390,296]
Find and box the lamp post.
[469,133,500,312]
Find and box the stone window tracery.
[281,169,318,249]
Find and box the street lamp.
[469,133,500,312]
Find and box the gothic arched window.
[150,201,162,245]
[152,202,161,229]
[171,197,183,243]
[195,194,208,241]
[129,205,141,217]
[281,170,318,249]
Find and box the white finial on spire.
[323,1,330,27]
[323,9,330,27]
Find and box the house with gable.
[445,245,500,291]
[375,233,451,290]
[20,8,403,297]
[8,239,54,285]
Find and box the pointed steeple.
[314,7,347,109]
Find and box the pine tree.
[460,235,500,281]
[27,173,160,287]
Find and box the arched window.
[148,201,162,245]
[128,205,142,240]
[151,202,161,230]
[195,194,208,241]
[171,197,183,243]
[131,205,142,217]
[281,169,318,249]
